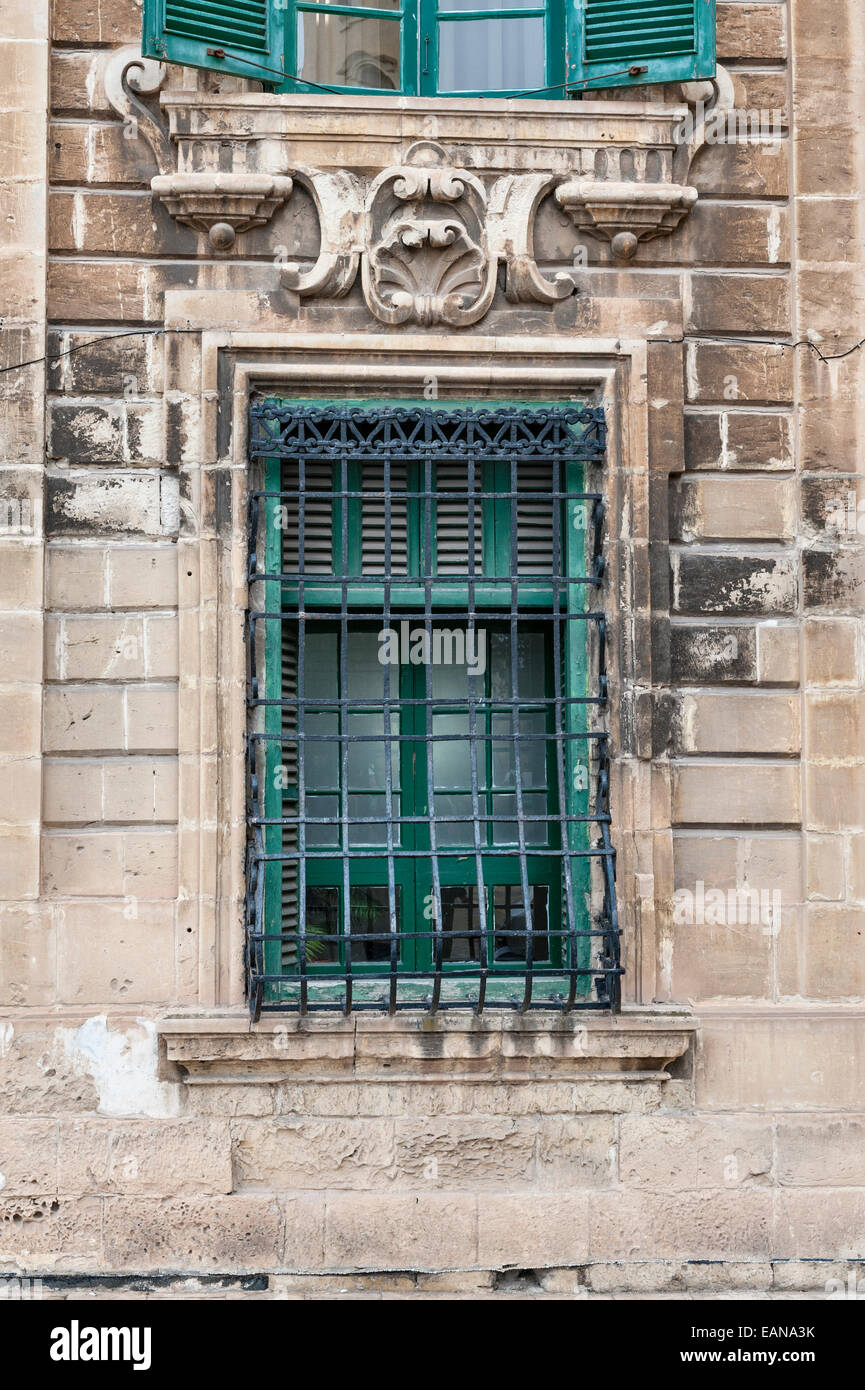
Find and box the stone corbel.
[556,178,698,262]
[279,169,363,299]
[489,173,578,305]
[674,62,737,185]
[556,63,735,263]
[150,172,294,249]
[104,45,173,177]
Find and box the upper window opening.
[143,0,716,99]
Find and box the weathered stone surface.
[58,1119,232,1196]
[232,1119,396,1191]
[684,411,793,471]
[324,1193,476,1270]
[103,1196,283,1270]
[671,476,795,541]
[619,1116,772,1190]
[672,764,801,827]
[477,1193,589,1268]
[0,1118,58,1196]
[777,1117,865,1186]
[671,553,797,615]
[0,1196,102,1268]
[591,1190,774,1261]
[669,624,757,683]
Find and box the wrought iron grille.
[245,403,619,1017]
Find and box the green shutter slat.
[569,0,715,89]
[165,0,269,52]
[585,0,695,62]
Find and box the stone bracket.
[151,172,295,249]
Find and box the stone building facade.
[1,0,864,1297]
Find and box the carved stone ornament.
[103,62,733,317]
[361,142,498,327]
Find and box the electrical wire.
[2,326,863,378]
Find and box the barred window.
[246,403,618,1015]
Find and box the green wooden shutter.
[568,0,715,91]
[142,0,280,83]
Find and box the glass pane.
[492,711,547,788]
[435,792,474,846]
[305,712,339,789]
[490,631,546,700]
[304,632,337,700]
[428,627,487,696]
[347,712,399,787]
[432,713,472,789]
[348,793,398,846]
[306,794,340,847]
[346,630,388,700]
[350,886,399,962]
[437,17,545,92]
[297,12,401,89]
[441,886,483,962]
[493,884,550,962]
[303,886,340,963]
[493,792,549,845]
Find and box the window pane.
[346,630,389,700]
[351,886,399,961]
[347,711,399,787]
[306,794,340,846]
[304,886,340,963]
[493,885,550,962]
[297,12,401,89]
[490,631,546,700]
[435,792,474,846]
[492,711,547,788]
[304,632,337,699]
[493,792,548,844]
[348,793,398,845]
[305,712,339,788]
[437,17,545,92]
[439,0,527,9]
[432,713,472,789]
[441,886,483,962]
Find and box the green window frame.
[246,401,618,1014]
[142,0,715,97]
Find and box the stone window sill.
[158,1007,696,1085]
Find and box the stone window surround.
[163,308,692,1070]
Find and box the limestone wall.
[0,0,863,1296]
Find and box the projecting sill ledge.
[158,1006,696,1084]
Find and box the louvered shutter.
[569,0,715,91]
[142,0,279,83]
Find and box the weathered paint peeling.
[52,1016,182,1118]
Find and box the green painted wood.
[260,399,595,997]
[142,0,279,81]
[262,453,286,985]
[568,0,715,89]
[564,455,591,993]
